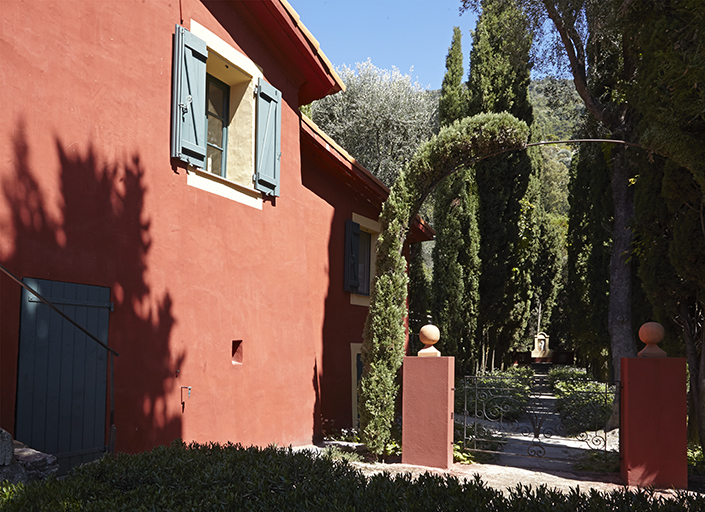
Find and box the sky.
[290,0,479,91]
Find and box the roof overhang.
[230,0,344,105]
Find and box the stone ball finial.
[638,321,666,358]
[418,324,441,357]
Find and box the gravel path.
[350,459,703,499]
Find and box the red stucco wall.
[0,0,379,453]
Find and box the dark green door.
[15,278,111,474]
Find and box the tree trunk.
[608,146,637,379]
[681,302,705,452]
[605,146,637,430]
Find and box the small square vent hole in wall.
[232,340,243,365]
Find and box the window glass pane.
[208,82,225,118]
[358,231,371,296]
[207,146,222,175]
[207,117,223,146]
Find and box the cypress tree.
[565,138,612,377]
[467,0,538,362]
[432,26,479,371]
[439,27,467,127]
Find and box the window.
[171,23,282,198]
[344,214,380,305]
[206,74,229,177]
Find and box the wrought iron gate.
[458,369,619,467]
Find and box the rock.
[0,428,14,465]
[0,439,58,484]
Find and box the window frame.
[171,22,282,206]
[206,73,230,178]
[344,213,381,306]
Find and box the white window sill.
[187,168,262,210]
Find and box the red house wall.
[0,0,387,453]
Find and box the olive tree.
[309,60,439,188]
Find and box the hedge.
[1,441,703,511]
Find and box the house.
[0,0,432,473]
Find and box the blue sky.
[290,0,479,91]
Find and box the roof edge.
[278,0,345,94]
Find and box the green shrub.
[324,428,360,443]
[322,445,363,463]
[688,442,705,475]
[2,441,704,511]
[573,449,621,473]
[554,380,614,435]
[502,365,535,380]
[460,370,533,423]
[455,421,503,463]
[548,366,589,390]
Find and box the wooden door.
[15,278,111,474]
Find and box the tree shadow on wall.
[1,120,184,459]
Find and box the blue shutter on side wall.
[171,25,208,168]
[344,219,361,292]
[255,78,282,197]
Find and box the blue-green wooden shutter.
[255,78,282,197]
[171,25,208,168]
[344,219,361,292]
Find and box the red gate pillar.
[620,323,687,489]
[402,325,454,469]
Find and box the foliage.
[502,365,535,379]
[625,0,705,189]
[360,112,530,456]
[3,440,705,511]
[407,242,432,346]
[554,380,614,436]
[323,427,361,443]
[453,442,476,464]
[432,26,480,372]
[468,374,532,422]
[432,166,480,370]
[626,0,705,453]
[458,368,534,423]
[463,0,642,397]
[454,422,503,463]
[439,26,468,127]
[634,153,705,446]
[565,139,612,377]
[322,445,364,463]
[538,148,571,217]
[309,60,439,188]
[468,0,541,360]
[548,365,589,389]
[529,78,584,142]
[527,208,567,340]
[573,450,620,473]
[466,0,533,125]
[688,443,705,475]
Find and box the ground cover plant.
[2,441,705,511]
[459,367,534,423]
[549,366,614,436]
[547,366,590,389]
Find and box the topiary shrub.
[359,112,530,457]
